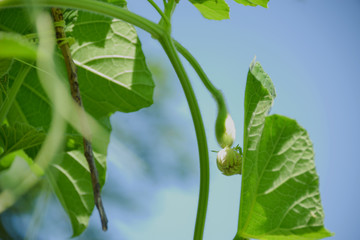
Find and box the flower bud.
[216,146,242,176]
[215,113,236,148]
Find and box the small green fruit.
[216,146,242,176]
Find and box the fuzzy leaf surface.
[189,0,230,20]
[236,61,332,240]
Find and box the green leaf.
[0,149,44,175]
[0,123,45,159]
[6,61,53,130]
[0,32,37,59]
[97,0,127,7]
[0,123,45,174]
[0,8,33,34]
[0,58,13,78]
[69,11,155,118]
[236,60,332,239]
[48,150,106,237]
[234,0,269,8]
[189,0,230,20]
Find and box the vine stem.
[159,34,209,240]
[50,8,108,231]
[1,1,210,238]
[174,40,228,116]
[0,0,165,38]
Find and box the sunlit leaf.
[189,0,230,20]
[69,11,155,118]
[97,0,127,7]
[235,60,332,240]
[234,0,269,8]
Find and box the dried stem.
[50,8,108,231]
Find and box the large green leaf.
[234,0,269,8]
[2,8,154,124]
[189,0,230,20]
[69,11,155,118]
[235,60,332,239]
[1,7,153,235]
[48,150,106,237]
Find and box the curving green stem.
[0,0,165,38]
[175,40,234,148]
[159,34,209,240]
[174,40,227,113]
[0,0,210,238]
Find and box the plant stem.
[147,0,170,26]
[0,0,165,39]
[175,40,234,148]
[51,8,108,231]
[0,64,31,124]
[1,1,210,238]
[159,34,209,240]
[174,40,227,112]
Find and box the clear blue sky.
[2,1,359,239]
[108,1,360,239]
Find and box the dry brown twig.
[50,8,108,231]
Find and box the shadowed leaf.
[48,150,106,237]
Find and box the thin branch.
[174,40,226,109]
[147,0,170,26]
[50,8,108,231]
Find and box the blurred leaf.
[188,0,230,20]
[234,0,269,8]
[97,0,127,7]
[48,150,106,237]
[0,32,37,59]
[0,149,43,176]
[0,218,15,240]
[236,61,332,239]
[0,59,13,78]
[0,8,33,34]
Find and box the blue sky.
[15,1,355,239]
[1,1,359,239]
[104,0,360,239]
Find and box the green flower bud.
[215,112,236,148]
[216,146,242,176]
